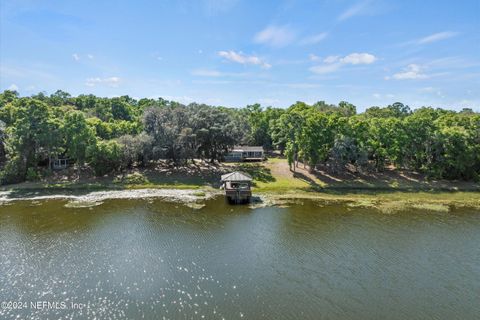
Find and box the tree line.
[0,90,478,184]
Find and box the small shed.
[221,171,252,204]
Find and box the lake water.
[0,197,479,319]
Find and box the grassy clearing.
[253,159,479,210]
[251,158,479,193]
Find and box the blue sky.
[1,0,479,111]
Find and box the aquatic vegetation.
[184,202,206,210]
[64,200,104,208]
[114,172,149,185]
[411,203,450,213]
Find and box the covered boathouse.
[221,171,252,204]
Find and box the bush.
[87,140,123,176]
[26,167,40,181]
[116,133,153,168]
[0,156,25,184]
[114,172,148,184]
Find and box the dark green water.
[0,197,479,320]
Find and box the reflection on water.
[0,198,479,319]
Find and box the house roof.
[231,146,264,152]
[221,171,253,182]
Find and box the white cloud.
[418,86,435,93]
[338,0,371,21]
[218,51,271,68]
[310,52,377,74]
[309,54,321,61]
[85,76,121,87]
[7,84,18,91]
[341,53,376,64]
[373,93,395,99]
[299,32,328,45]
[417,31,458,44]
[400,31,460,47]
[390,64,428,80]
[73,53,94,61]
[191,69,222,77]
[321,53,375,65]
[323,55,340,63]
[310,63,342,74]
[254,25,296,47]
[151,52,163,61]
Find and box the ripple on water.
[0,199,479,319]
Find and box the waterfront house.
[224,146,265,162]
[51,158,69,170]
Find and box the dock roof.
[221,171,253,182]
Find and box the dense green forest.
[0,89,479,184]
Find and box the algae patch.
[65,200,104,208]
[410,203,450,213]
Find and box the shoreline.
[1,185,479,213]
[0,188,219,210]
[1,158,478,212]
[2,157,478,194]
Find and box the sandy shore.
[0,189,220,208]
